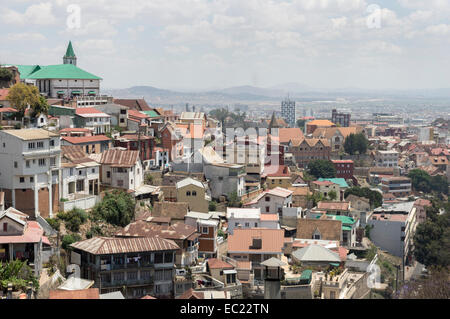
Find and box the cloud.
[6,32,47,41]
[1,2,58,25]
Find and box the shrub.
[45,218,61,232]
[61,234,82,251]
[208,201,217,211]
[58,208,88,232]
[92,190,135,227]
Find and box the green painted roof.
[16,65,42,79]
[142,110,160,118]
[342,226,353,231]
[314,214,355,229]
[27,64,102,80]
[65,41,76,58]
[318,178,349,188]
[300,269,312,280]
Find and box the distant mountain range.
[103,83,450,105]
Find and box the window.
[192,191,197,196]
[30,177,34,183]
[186,191,191,196]
[265,197,270,202]
[50,140,55,147]
[37,142,44,148]
[255,223,258,227]
[14,162,18,168]
[107,171,111,178]
[38,159,46,166]
[245,222,250,227]
[202,227,209,234]
[235,223,239,227]
[19,177,24,183]
[113,272,125,282]
[3,223,7,232]
[28,142,35,149]
[265,207,270,213]
[117,180,124,187]
[26,160,30,168]
[127,271,138,281]
[131,179,133,185]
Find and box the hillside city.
[0,41,449,300]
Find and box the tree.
[296,119,306,132]
[413,204,450,268]
[0,68,13,82]
[209,108,229,132]
[395,266,450,299]
[61,234,82,251]
[92,190,136,227]
[31,95,49,117]
[6,83,40,115]
[208,201,217,211]
[227,191,242,208]
[307,192,324,207]
[344,187,383,208]
[57,208,88,232]
[0,259,39,291]
[328,190,337,201]
[408,169,448,195]
[344,133,368,155]
[307,160,336,179]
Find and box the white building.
[375,150,399,168]
[60,146,101,212]
[0,129,61,218]
[95,149,143,192]
[226,207,280,235]
[244,187,293,215]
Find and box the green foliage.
[0,68,13,82]
[296,119,306,131]
[328,190,337,201]
[6,83,41,115]
[92,190,136,227]
[218,229,228,239]
[408,169,448,195]
[344,133,368,155]
[307,192,324,207]
[365,245,377,261]
[144,173,154,185]
[365,224,374,239]
[31,95,49,116]
[307,160,336,179]
[208,201,217,211]
[227,191,242,208]
[45,218,61,232]
[0,259,39,291]
[344,187,383,208]
[57,208,88,232]
[62,234,82,251]
[413,203,450,267]
[86,225,103,239]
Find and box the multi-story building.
[368,202,417,263]
[16,42,102,99]
[184,212,219,258]
[226,207,279,235]
[381,176,412,198]
[96,103,129,129]
[70,236,180,298]
[289,138,330,168]
[74,107,111,135]
[0,129,61,218]
[375,150,399,168]
[114,134,155,164]
[203,163,246,200]
[175,177,210,213]
[332,160,354,181]
[59,145,100,212]
[227,228,285,281]
[61,135,111,155]
[281,98,296,128]
[331,109,351,127]
[244,187,293,215]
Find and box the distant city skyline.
[1,0,450,91]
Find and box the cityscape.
[0,0,449,306]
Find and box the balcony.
[100,277,154,288]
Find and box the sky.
[1,0,450,91]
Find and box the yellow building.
[176,177,210,213]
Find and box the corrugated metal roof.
[71,236,180,255]
[100,149,139,167]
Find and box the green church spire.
[65,41,76,58]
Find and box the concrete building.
[0,129,61,218]
[381,176,412,198]
[74,107,111,135]
[244,187,293,215]
[176,177,210,213]
[226,207,280,235]
[204,163,245,200]
[281,98,296,128]
[331,109,350,127]
[375,150,399,168]
[367,202,417,263]
[70,236,180,298]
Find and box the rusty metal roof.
[116,221,199,241]
[99,149,139,167]
[70,236,180,255]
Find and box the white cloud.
[6,32,47,41]
[2,2,58,25]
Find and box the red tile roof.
[207,258,234,269]
[260,214,279,221]
[75,107,108,115]
[227,228,285,253]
